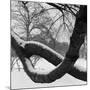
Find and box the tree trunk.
[11,5,87,83]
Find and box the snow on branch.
[11,32,87,82]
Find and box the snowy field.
[11,58,87,89]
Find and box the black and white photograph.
[10,0,87,89]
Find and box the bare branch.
[65,4,76,16]
[65,15,74,30]
[49,14,63,30]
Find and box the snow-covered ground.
[11,70,86,89]
[11,58,87,89]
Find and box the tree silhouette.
[11,1,87,83]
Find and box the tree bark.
[43,5,87,82]
[11,5,87,83]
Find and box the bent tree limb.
[11,32,86,83]
[11,5,87,83]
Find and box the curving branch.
[47,3,77,16]
[11,5,87,83]
[11,34,87,82]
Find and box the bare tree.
[11,0,55,40]
[11,0,55,68]
[11,1,87,83]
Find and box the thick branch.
[11,5,87,83]
[11,34,87,82]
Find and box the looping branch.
[11,2,87,83]
[11,32,87,83]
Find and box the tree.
[11,0,54,41]
[11,1,87,83]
